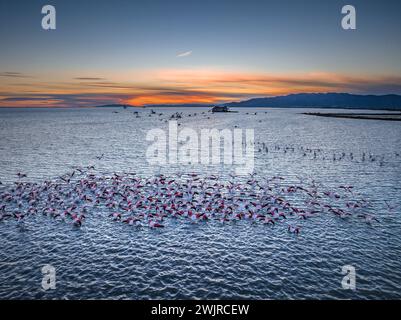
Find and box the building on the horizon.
[211,106,229,113]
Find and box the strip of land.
[303,112,401,121]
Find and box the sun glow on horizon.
[1,68,401,107]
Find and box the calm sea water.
[1,107,401,299]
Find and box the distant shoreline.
[303,112,401,121]
[1,105,401,113]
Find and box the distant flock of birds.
[118,109,398,168]
[255,142,399,167]
[128,108,269,125]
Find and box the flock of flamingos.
[1,162,396,234]
[0,110,399,233]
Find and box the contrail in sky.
[176,51,192,58]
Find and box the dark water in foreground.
[1,107,401,299]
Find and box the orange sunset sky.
[1,0,401,107]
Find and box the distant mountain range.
[94,93,401,110]
[225,93,401,110]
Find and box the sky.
[1,0,401,107]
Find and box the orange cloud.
[127,95,213,106]
[1,68,401,107]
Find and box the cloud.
[2,68,401,107]
[74,77,106,81]
[0,93,132,108]
[2,97,52,101]
[176,51,192,58]
[0,72,32,78]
